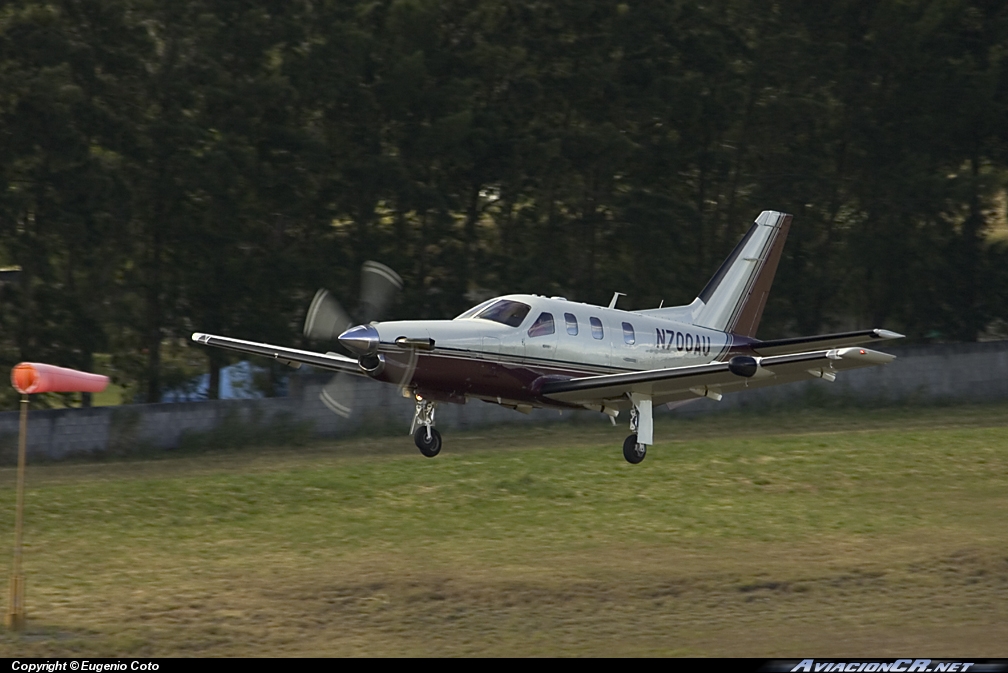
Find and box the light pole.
[5,395,28,630]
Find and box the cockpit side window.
[590,317,604,340]
[622,322,635,345]
[473,300,532,327]
[528,312,555,338]
[564,313,578,336]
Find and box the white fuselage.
[368,294,735,407]
[377,294,731,373]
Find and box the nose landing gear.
[414,426,442,457]
[410,396,441,457]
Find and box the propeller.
[304,261,404,418]
[358,260,405,323]
[303,289,352,344]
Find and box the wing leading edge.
[749,328,903,356]
[191,332,363,375]
[541,347,896,407]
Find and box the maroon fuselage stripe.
[374,342,752,408]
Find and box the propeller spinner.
[338,324,380,357]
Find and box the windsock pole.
[6,363,108,630]
[6,395,27,630]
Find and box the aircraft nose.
[338,324,380,356]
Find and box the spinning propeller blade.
[358,261,403,324]
[319,372,356,418]
[303,289,352,342]
[305,261,404,418]
[396,346,420,397]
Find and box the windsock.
[11,363,109,395]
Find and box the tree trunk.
[208,353,222,400]
[145,221,162,403]
[958,152,984,341]
[460,182,481,300]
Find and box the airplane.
[192,210,903,463]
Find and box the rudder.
[693,210,792,337]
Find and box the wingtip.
[874,329,905,339]
[191,332,209,344]
[837,347,897,363]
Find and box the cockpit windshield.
[471,299,531,327]
[454,298,497,320]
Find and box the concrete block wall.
[699,340,1008,413]
[1,340,1006,461]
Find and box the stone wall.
[1,340,1006,461]
[704,340,1008,412]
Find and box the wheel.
[414,426,442,458]
[622,434,646,464]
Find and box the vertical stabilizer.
[693,210,792,337]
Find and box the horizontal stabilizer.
[749,328,903,356]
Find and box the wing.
[191,332,364,375]
[541,347,896,407]
[749,328,903,356]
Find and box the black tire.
[414,427,442,458]
[622,434,646,464]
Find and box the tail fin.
[693,210,792,337]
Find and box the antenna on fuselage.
[608,292,625,309]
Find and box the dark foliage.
[1,0,1007,407]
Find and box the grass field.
[0,403,1006,656]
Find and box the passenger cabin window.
[622,322,635,345]
[528,312,555,338]
[590,317,604,340]
[474,299,531,327]
[564,313,578,336]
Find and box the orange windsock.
[11,363,109,395]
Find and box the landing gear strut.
[623,405,647,464]
[410,396,441,457]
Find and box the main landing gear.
[411,396,441,457]
[623,394,653,464]
[623,433,646,464]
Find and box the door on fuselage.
[523,310,559,366]
[614,318,642,370]
[553,310,583,368]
